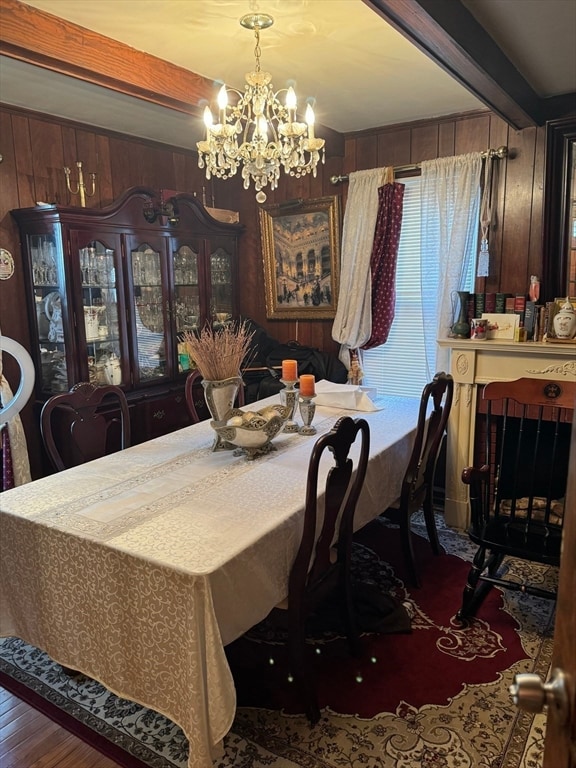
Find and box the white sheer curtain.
[332,168,388,368]
[421,153,482,376]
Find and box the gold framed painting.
[259,196,341,320]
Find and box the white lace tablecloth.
[0,393,421,768]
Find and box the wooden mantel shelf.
[437,337,575,530]
[439,336,576,357]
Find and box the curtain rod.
[329,145,508,185]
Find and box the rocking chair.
[457,377,575,621]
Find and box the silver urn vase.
[202,376,243,451]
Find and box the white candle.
[305,104,315,139]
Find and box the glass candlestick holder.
[279,379,299,433]
[298,394,317,435]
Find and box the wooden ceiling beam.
[364,0,547,129]
[0,0,214,116]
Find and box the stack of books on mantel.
[466,293,576,342]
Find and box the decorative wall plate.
[0,249,15,280]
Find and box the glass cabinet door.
[79,240,124,388]
[29,233,68,392]
[210,244,234,327]
[131,243,167,382]
[172,243,200,374]
[173,244,200,333]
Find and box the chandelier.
[196,13,325,203]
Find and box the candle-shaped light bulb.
[203,106,214,139]
[305,104,315,139]
[282,359,298,381]
[217,85,228,123]
[286,86,297,122]
[257,116,268,139]
[299,374,315,397]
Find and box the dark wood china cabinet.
[11,187,243,448]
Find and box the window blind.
[362,178,427,398]
[362,175,478,397]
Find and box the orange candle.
[299,374,315,397]
[282,359,298,381]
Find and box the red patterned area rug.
[0,515,556,768]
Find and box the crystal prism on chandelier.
[196,13,325,203]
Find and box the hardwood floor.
[0,685,124,768]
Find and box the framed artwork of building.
[259,196,341,320]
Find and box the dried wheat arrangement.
[182,321,255,381]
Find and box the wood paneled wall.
[0,105,547,352]
[224,110,547,354]
[341,111,546,299]
[0,104,547,465]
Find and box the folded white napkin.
[313,380,383,412]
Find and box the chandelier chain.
[253,29,261,73]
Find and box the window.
[362,176,476,397]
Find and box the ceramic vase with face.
[553,298,576,339]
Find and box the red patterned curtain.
[362,179,405,349]
[1,426,14,491]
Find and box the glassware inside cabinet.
[173,244,200,333]
[131,244,167,381]
[29,233,68,393]
[79,241,123,387]
[210,247,233,327]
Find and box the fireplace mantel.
[437,338,576,530]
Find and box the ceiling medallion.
[196,13,325,203]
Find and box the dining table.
[0,388,422,768]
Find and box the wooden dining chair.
[264,415,370,724]
[40,381,131,472]
[380,371,454,587]
[184,368,245,423]
[457,377,575,622]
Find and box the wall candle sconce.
[64,161,96,207]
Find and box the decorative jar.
[553,298,576,339]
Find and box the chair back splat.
[457,377,575,622]
[293,415,370,610]
[381,371,454,586]
[40,382,131,472]
[268,415,370,725]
